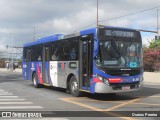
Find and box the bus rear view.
[94,27,143,93]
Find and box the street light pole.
[157,9,159,36]
[10,33,13,71]
[33,25,35,41]
[97,0,99,28]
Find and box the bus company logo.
[2,112,11,117]
[32,63,34,68]
[61,63,65,70]
[23,65,27,68]
[58,62,66,70]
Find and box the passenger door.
[79,34,93,89]
[42,45,50,84]
[26,48,31,80]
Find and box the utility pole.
[97,0,99,28]
[157,9,159,36]
[33,25,35,41]
[10,33,13,71]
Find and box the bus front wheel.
[32,73,40,88]
[69,76,82,97]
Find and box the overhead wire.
[75,5,160,32]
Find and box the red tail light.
[93,78,102,83]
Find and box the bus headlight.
[96,75,110,85]
[97,75,103,81]
[103,78,110,85]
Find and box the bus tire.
[69,76,82,97]
[32,73,40,88]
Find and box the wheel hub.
[72,81,78,93]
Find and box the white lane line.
[0,96,18,98]
[0,106,43,109]
[0,93,13,95]
[0,91,9,93]
[0,99,25,101]
[0,102,33,104]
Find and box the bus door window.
[80,34,93,88]
[82,41,87,77]
[70,48,77,60]
[36,45,42,61]
[42,45,50,84]
[27,48,31,62]
[26,48,31,80]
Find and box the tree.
[143,48,160,72]
[149,39,160,48]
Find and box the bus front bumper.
[94,81,143,93]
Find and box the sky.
[0,0,160,58]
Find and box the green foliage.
[17,59,22,68]
[149,39,160,48]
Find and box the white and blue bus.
[22,26,143,96]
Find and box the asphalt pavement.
[0,68,159,120]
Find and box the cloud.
[0,0,159,53]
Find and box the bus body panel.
[50,61,58,87]
[94,81,143,93]
[49,61,79,88]
[22,62,27,80]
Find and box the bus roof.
[23,34,63,47]
[23,26,139,47]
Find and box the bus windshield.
[96,29,143,69]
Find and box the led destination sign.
[105,30,137,38]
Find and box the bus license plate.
[122,86,130,90]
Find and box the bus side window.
[51,42,59,61]
[36,45,42,61]
[23,47,27,62]
[69,38,79,60]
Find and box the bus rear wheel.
[32,73,40,88]
[69,76,82,97]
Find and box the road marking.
[0,96,18,98]
[132,102,160,106]
[0,102,33,104]
[0,106,43,109]
[60,98,136,120]
[0,91,9,93]
[150,96,160,98]
[59,98,102,111]
[0,89,43,110]
[104,97,142,111]
[0,99,25,101]
[0,93,13,95]
[76,98,160,107]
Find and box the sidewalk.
[0,68,159,84]
[0,68,22,73]
[143,72,160,85]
